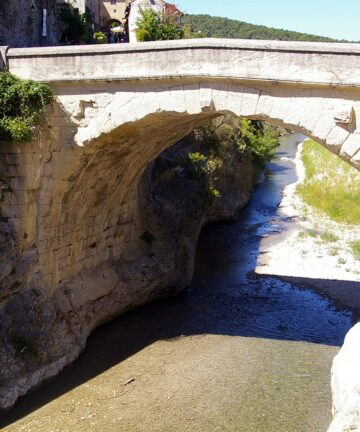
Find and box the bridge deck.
[2,38,360,87]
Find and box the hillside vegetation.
[184,14,342,42]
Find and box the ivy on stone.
[0,72,54,142]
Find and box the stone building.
[0,0,64,48]
[0,0,183,48]
[99,0,130,29]
[64,0,130,29]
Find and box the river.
[0,134,354,432]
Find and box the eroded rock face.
[0,115,256,409]
[328,323,360,432]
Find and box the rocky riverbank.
[256,137,360,312]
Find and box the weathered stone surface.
[328,323,360,432]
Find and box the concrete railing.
[4,38,360,87]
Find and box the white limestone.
[328,323,360,432]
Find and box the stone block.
[212,83,229,112]
[183,84,202,115]
[227,84,244,116]
[340,134,360,159]
[241,86,261,117]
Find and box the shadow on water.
[0,133,356,426]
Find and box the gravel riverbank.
[256,136,360,316]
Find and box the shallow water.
[1,134,353,432]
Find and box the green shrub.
[188,151,208,175]
[238,118,279,166]
[135,8,185,41]
[0,72,54,142]
[93,31,107,44]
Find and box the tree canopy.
[183,14,345,42]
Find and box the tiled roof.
[164,2,183,16]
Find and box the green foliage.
[0,72,54,142]
[183,24,205,39]
[297,139,360,224]
[350,240,360,260]
[238,119,279,166]
[60,3,93,43]
[188,151,223,205]
[184,14,342,42]
[187,114,279,206]
[135,8,185,41]
[93,31,107,44]
[188,151,207,174]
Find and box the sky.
[176,0,360,41]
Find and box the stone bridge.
[1,39,360,408]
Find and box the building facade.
[0,0,183,48]
[0,0,63,48]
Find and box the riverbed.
[0,134,354,432]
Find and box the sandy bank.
[256,137,360,316]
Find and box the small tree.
[135,8,185,41]
[60,4,93,43]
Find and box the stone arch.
[36,80,360,312]
[74,81,360,170]
[2,79,360,408]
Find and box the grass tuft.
[320,231,339,243]
[350,240,360,260]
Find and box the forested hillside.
[184,14,342,42]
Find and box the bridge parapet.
[5,38,360,87]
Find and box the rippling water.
[1,134,353,432]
